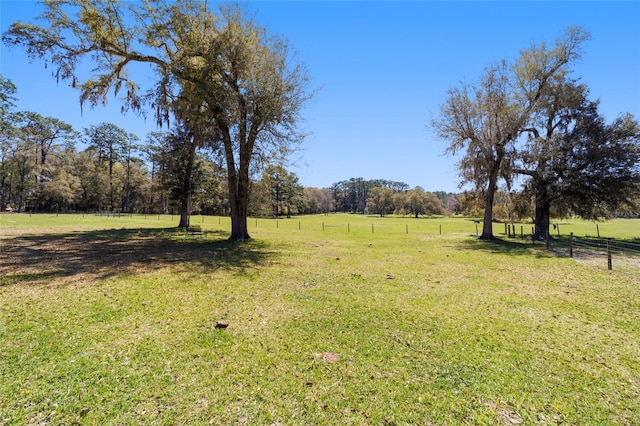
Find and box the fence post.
[322,222,325,232]
[439,224,441,235]
[597,224,600,238]
[348,223,350,233]
[556,224,560,237]
[475,222,478,236]
[569,232,573,258]
[520,225,523,239]
[607,238,612,270]
[546,230,550,250]
[371,223,374,233]
[407,224,409,235]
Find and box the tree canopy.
[516,78,640,238]
[4,0,312,240]
[432,26,591,239]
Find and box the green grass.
[1,213,639,424]
[1,212,638,239]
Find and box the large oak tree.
[518,80,640,239]
[4,0,311,240]
[432,27,589,239]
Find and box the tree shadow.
[456,236,555,258]
[0,227,275,287]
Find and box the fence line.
[87,213,639,269]
[315,220,640,269]
[545,233,640,270]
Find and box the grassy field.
[1,213,639,425]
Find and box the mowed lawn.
[1,213,639,425]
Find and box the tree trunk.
[479,143,507,240]
[0,176,6,211]
[480,190,495,240]
[228,171,251,240]
[220,116,253,240]
[534,188,551,241]
[178,140,197,228]
[123,153,131,213]
[480,171,498,240]
[179,198,190,228]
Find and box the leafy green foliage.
[394,187,445,217]
[259,164,305,217]
[0,74,16,118]
[365,186,394,216]
[432,27,591,239]
[3,0,312,239]
[330,178,409,213]
[1,109,79,212]
[84,122,140,212]
[518,79,640,239]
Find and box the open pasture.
[2,212,638,239]
[1,213,639,424]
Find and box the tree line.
[0,92,454,219]
[3,2,639,241]
[1,66,636,226]
[0,81,635,224]
[1,76,441,217]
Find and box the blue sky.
[2,1,639,193]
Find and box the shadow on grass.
[456,236,555,258]
[0,227,274,287]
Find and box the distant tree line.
[0,74,454,219]
[3,19,639,233]
[0,77,441,217]
[0,88,454,217]
[2,72,637,225]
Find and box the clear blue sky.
[2,1,639,193]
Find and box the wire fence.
[543,234,640,270]
[80,213,640,270]
[301,219,640,270]
[475,222,640,270]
